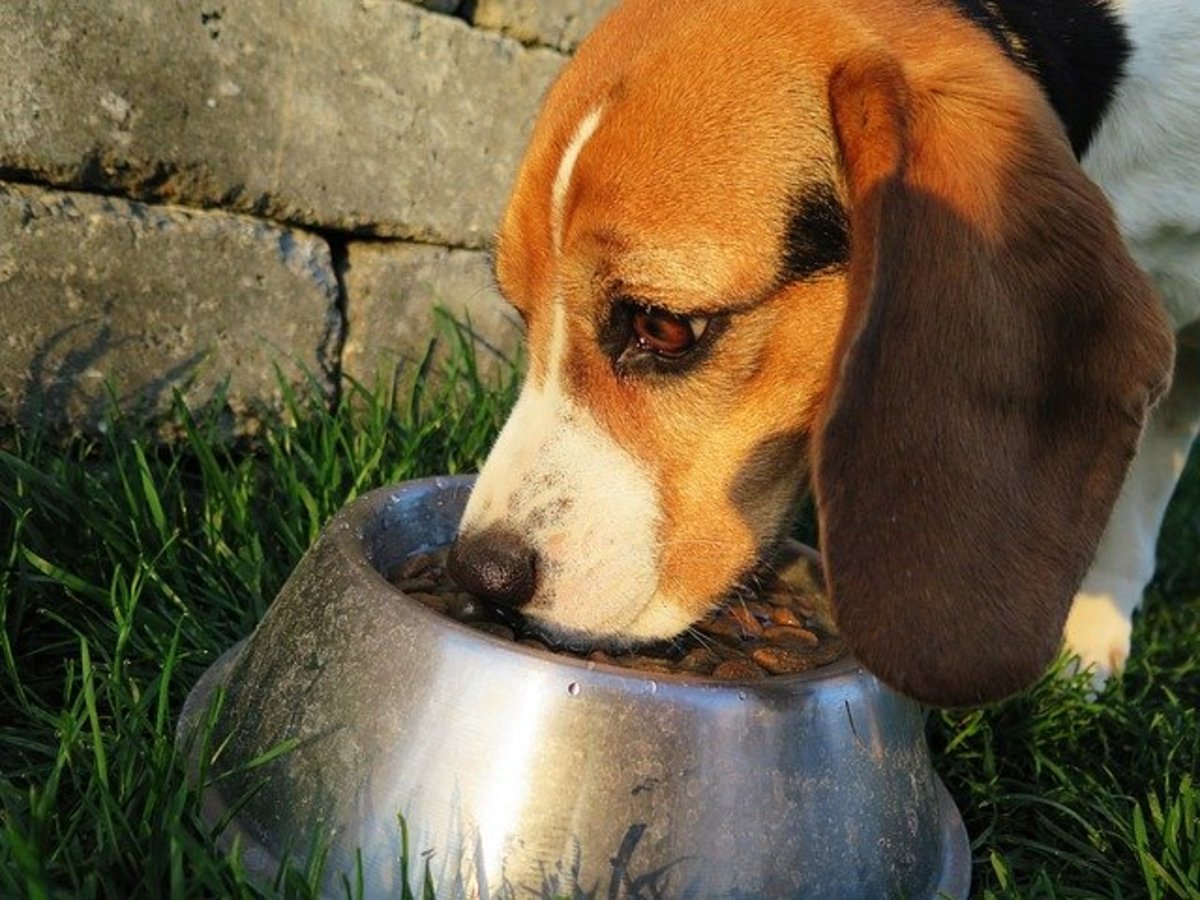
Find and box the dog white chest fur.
[1067,0,1200,685]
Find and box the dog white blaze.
[460,105,673,638]
[460,304,665,636]
[551,107,603,253]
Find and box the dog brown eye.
[632,307,707,358]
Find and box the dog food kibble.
[385,540,845,680]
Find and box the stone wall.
[0,0,618,433]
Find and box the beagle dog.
[449,0,1200,706]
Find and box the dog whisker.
[683,626,719,652]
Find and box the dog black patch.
[949,0,1132,158]
[728,428,809,539]
[781,183,849,283]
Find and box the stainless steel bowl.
[178,475,971,899]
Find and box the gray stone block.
[472,0,619,50]
[0,1,564,248]
[0,181,340,434]
[341,241,522,388]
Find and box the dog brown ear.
[813,52,1174,706]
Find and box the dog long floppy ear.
[814,52,1174,706]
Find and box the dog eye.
[631,306,709,358]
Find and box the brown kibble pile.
[385,540,846,681]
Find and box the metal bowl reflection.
[178,475,970,899]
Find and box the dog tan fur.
[454,0,1175,705]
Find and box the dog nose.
[448,527,538,609]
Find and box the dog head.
[450,0,1174,705]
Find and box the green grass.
[926,449,1200,899]
[1,329,1198,898]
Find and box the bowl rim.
[338,476,868,695]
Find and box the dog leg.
[1064,341,1200,691]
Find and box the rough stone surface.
[472,0,619,50]
[0,0,564,248]
[341,242,521,387]
[0,181,340,434]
